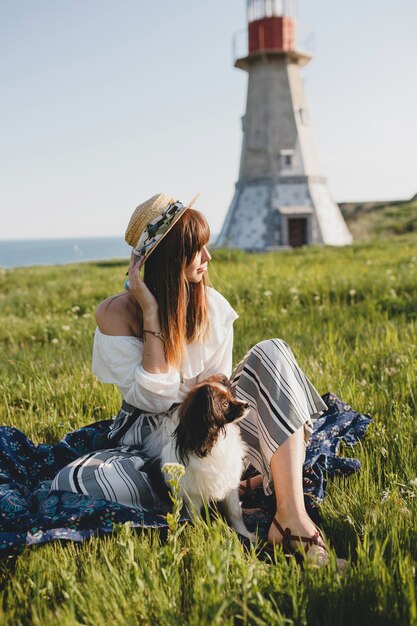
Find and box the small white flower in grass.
[71,305,80,313]
[313,294,321,302]
[280,308,288,315]
[61,325,70,331]
[289,287,299,295]
[51,338,59,344]
[409,478,417,488]
[348,289,357,297]
[82,313,92,319]
[263,290,272,297]
[381,490,390,503]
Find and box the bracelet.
[143,329,165,343]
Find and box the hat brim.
[134,194,200,264]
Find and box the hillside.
[339,194,417,241]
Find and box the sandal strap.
[239,478,251,493]
[240,474,261,493]
[272,517,326,554]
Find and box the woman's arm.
[92,330,181,413]
[93,254,180,412]
[128,254,169,375]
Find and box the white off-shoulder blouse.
[92,287,239,413]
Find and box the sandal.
[239,474,262,497]
[271,517,325,555]
[271,517,347,572]
[239,477,253,494]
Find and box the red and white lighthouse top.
[247,0,297,54]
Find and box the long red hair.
[143,209,211,368]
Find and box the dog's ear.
[175,385,223,465]
[217,374,232,388]
[207,373,231,388]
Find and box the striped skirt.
[51,338,327,510]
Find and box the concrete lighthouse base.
[216,176,353,250]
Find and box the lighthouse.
[216,0,352,249]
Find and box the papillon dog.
[143,374,255,541]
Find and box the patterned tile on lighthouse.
[273,183,310,207]
[230,185,269,249]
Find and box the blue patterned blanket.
[0,392,371,556]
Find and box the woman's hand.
[128,254,159,315]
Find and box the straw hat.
[125,192,200,262]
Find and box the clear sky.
[1,0,416,240]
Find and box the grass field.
[0,232,416,625]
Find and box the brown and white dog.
[143,374,255,541]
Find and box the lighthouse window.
[280,149,295,169]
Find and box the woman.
[52,192,340,567]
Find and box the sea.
[0,234,219,269]
[0,237,132,269]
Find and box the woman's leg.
[51,448,168,512]
[232,339,336,563]
[232,338,327,485]
[51,410,171,512]
[267,425,327,560]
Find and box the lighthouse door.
[288,218,307,247]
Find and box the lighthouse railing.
[298,27,315,55]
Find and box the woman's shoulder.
[206,286,239,323]
[206,285,230,307]
[95,293,142,338]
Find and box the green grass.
[1,232,417,625]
